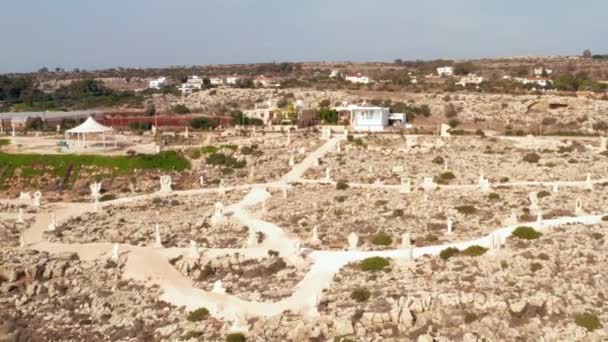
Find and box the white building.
[330,70,342,79]
[255,75,280,87]
[456,74,483,86]
[534,67,553,76]
[506,76,551,87]
[225,75,240,85]
[149,77,168,89]
[345,73,373,84]
[437,66,454,77]
[334,104,389,132]
[209,77,224,86]
[177,76,204,95]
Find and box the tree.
[318,108,339,124]
[173,104,191,114]
[144,102,156,117]
[583,49,592,59]
[190,117,217,129]
[38,67,49,73]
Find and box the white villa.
[209,77,224,86]
[149,77,168,89]
[437,66,454,77]
[225,75,240,85]
[334,104,389,132]
[177,76,204,95]
[345,73,373,84]
[534,67,553,76]
[503,75,552,87]
[456,74,483,86]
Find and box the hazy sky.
[1,0,605,73]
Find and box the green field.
[0,150,190,189]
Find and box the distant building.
[149,77,168,89]
[254,75,280,87]
[437,66,454,77]
[534,67,553,76]
[330,70,342,79]
[505,76,551,87]
[334,104,389,132]
[345,73,373,84]
[225,75,240,85]
[177,76,204,95]
[209,77,224,86]
[456,74,483,86]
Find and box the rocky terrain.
[173,253,309,301]
[305,135,608,184]
[320,224,608,341]
[46,192,249,248]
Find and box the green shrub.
[455,205,477,215]
[512,226,542,240]
[488,192,500,200]
[439,247,460,260]
[523,153,541,163]
[436,172,456,184]
[202,146,219,154]
[99,194,116,202]
[574,313,603,331]
[461,245,488,257]
[371,232,392,246]
[537,190,550,198]
[499,177,510,183]
[432,156,444,164]
[181,331,204,340]
[464,312,478,324]
[591,232,604,240]
[350,288,371,302]
[392,209,404,217]
[0,139,10,148]
[187,308,209,322]
[334,195,347,203]
[359,257,389,271]
[347,134,354,142]
[225,333,247,342]
[336,180,349,190]
[602,215,608,221]
[206,153,246,168]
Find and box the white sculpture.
[440,123,451,137]
[491,233,501,250]
[199,175,205,186]
[90,182,102,200]
[219,179,226,196]
[19,232,25,248]
[11,123,15,137]
[575,198,585,216]
[246,227,257,247]
[154,223,163,248]
[48,212,57,231]
[289,155,295,167]
[337,142,342,153]
[446,217,453,234]
[151,125,157,135]
[189,240,199,259]
[479,176,491,193]
[310,226,321,245]
[325,168,332,182]
[529,192,539,214]
[184,127,189,139]
[17,208,24,224]
[112,243,120,260]
[585,173,593,190]
[313,158,320,167]
[19,192,31,201]
[400,177,411,194]
[347,232,359,250]
[601,136,607,151]
[552,184,559,194]
[93,199,100,212]
[422,177,437,192]
[33,191,42,208]
[212,280,226,294]
[286,130,291,146]
[401,233,411,249]
[443,159,448,172]
[211,202,226,226]
[536,209,543,222]
[249,166,255,179]
[159,175,172,193]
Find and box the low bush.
[523,153,541,163]
[464,312,478,324]
[350,288,371,302]
[371,232,392,246]
[512,226,542,240]
[432,156,444,164]
[574,313,603,331]
[488,192,500,200]
[602,215,608,221]
[455,205,477,215]
[187,308,209,322]
[461,245,488,257]
[537,190,550,198]
[226,333,247,342]
[99,194,116,202]
[206,153,246,168]
[336,179,349,190]
[359,257,389,271]
[439,247,459,260]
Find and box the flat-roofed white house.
[456,73,483,86]
[334,104,389,132]
[149,77,168,89]
[437,66,454,77]
[209,77,224,86]
[225,76,240,85]
[177,76,204,95]
[345,73,373,84]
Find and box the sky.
[0,0,606,73]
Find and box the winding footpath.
[5,135,607,325]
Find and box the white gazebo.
[65,116,115,149]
